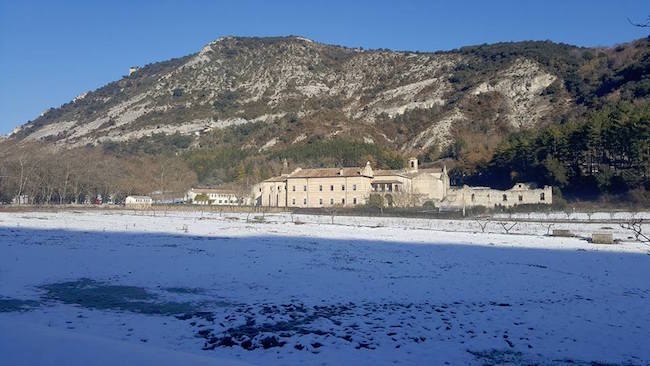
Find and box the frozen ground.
[0,210,649,365]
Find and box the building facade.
[254,158,552,209]
[125,195,153,208]
[255,158,452,208]
[185,188,243,206]
[441,183,553,209]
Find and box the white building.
[185,188,243,206]
[12,195,30,205]
[125,196,152,208]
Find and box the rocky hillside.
[12,36,593,153]
[7,36,649,199]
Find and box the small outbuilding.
[125,195,153,208]
[185,188,243,206]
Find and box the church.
[253,158,552,209]
[254,158,448,208]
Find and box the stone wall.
[444,184,552,208]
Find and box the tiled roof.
[190,188,238,194]
[375,167,442,177]
[371,179,402,184]
[374,169,407,177]
[262,175,289,182]
[287,167,370,178]
[262,165,444,182]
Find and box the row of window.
[290,184,358,192]
[291,197,359,205]
[470,192,545,202]
[371,183,399,192]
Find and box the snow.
[1,210,649,365]
[0,318,251,366]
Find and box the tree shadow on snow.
[0,226,649,365]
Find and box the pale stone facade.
[257,175,289,207]
[254,158,552,209]
[285,166,374,208]
[441,183,552,209]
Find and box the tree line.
[458,101,649,202]
[0,141,196,204]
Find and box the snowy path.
[0,211,649,365]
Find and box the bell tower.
[408,157,418,172]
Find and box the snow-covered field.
[1,210,649,365]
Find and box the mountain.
[10,36,582,148]
[5,36,650,200]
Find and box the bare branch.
[628,16,650,28]
[498,221,518,234]
[474,217,490,233]
[620,219,650,244]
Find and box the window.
[540,192,545,201]
[341,198,345,204]
[502,194,507,202]
[330,185,334,191]
[292,198,296,205]
[319,185,323,191]
[353,184,357,191]
[319,198,323,205]
[395,185,399,192]
[471,194,475,202]
[353,197,357,204]
[303,198,307,205]
[303,185,307,191]
[411,161,415,168]
[330,198,334,204]
[292,185,296,192]
[341,185,345,191]
[518,195,523,202]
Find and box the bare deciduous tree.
[474,217,490,233]
[498,221,518,234]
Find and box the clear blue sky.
[1,0,648,134]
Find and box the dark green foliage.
[102,132,192,155]
[212,90,240,115]
[422,201,436,209]
[461,101,650,200]
[449,41,583,95]
[183,146,250,183]
[272,139,405,169]
[366,194,385,208]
